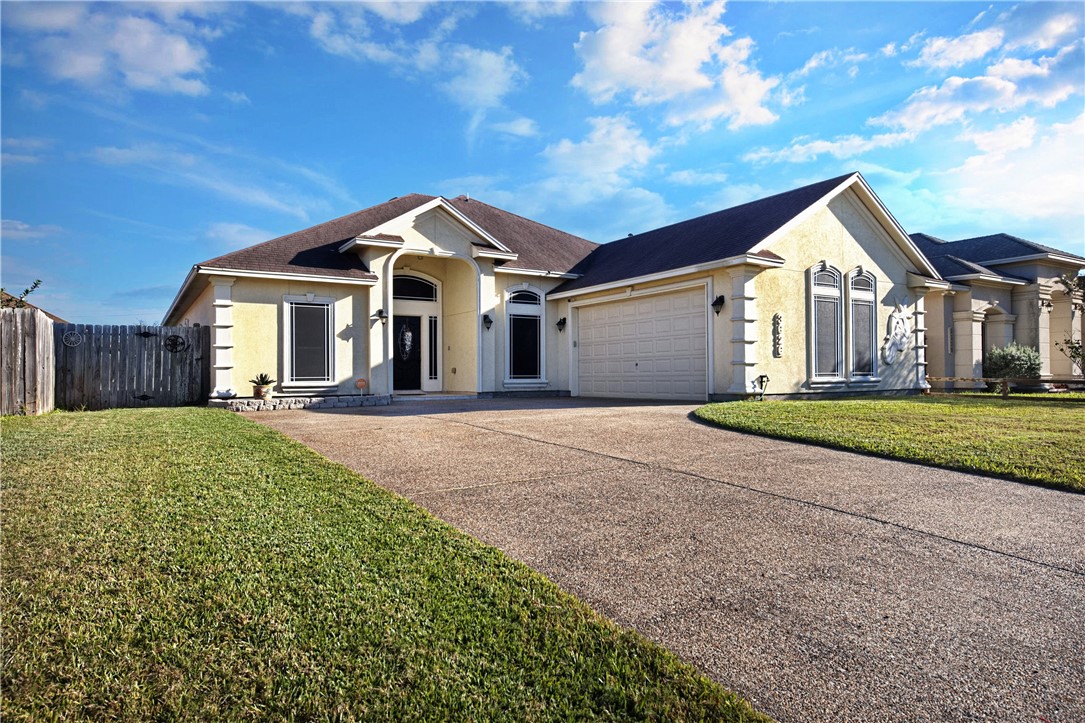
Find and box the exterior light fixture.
[376,308,388,325]
[482,314,493,330]
[556,317,567,332]
[711,295,726,316]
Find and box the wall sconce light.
[556,317,567,332]
[711,295,726,316]
[482,314,493,330]
[375,308,388,326]
[1039,299,1054,310]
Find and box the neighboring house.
[912,233,1085,384]
[0,290,69,323]
[163,172,1085,401]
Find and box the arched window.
[849,269,877,378]
[809,263,843,379]
[506,286,544,381]
[393,276,437,301]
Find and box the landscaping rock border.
[212,395,391,412]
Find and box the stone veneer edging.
[211,395,392,412]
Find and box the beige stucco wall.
[751,191,927,395]
[228,277,370,395]
[177,283,214,328]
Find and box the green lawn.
[2,408,768,722]
[695,396,1085,493]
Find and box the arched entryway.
[391,273,442,392]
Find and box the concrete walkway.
[252,398,1085,722]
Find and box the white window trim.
[504,283,547,385]
[283,294,335,387]
[807,263,845,384]
[846,268,880,382]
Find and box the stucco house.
[163,172,1084,403]
[911,233,1085,386]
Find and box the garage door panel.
[577,288,708,401]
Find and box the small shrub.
[983,342,1042,379]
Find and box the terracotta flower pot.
[253,385,273,400]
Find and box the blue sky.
[2,1,1083,324]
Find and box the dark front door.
[393,315,422,390]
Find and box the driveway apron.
[252,398,1085,722]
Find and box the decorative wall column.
[985,313,1016,349]
[209,276,236,398]
[728,268,759,394]
[952,309,985,388]
[1013,283,1054,376]
[912,295,929,389]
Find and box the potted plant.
[249,373,276,400]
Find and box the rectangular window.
[428,316,438,381]
[814,297,841,377]
[509,314,541,379]
[851,300,875,376]
[290,302,331,382]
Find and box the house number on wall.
[772,314,783,358]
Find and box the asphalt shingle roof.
[553,174,853,294]
[910,232,1082,282]
[446,196,598,274]
[196,193,598,279]
[198,194,437,281]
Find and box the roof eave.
[197,266,378,286]
[945,273,1028,287]
[494,266,580,279]
[339,236,405,253]
[981,252,1085,267]
[547,253,784,301]
[162,265,200,326]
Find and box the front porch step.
[392,393,478,404]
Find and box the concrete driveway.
[252,398,1085,722]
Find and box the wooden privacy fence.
[1,308,55,416]
[53,324,210,411]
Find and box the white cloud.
[3,4,218,96]
[206,222,275,251]
[958,116,1037,155]
[491,117,539,138]
[572,1,725,104]
[1,137,51,164]
[543,116,656,181]
[440,46,526,110]
[794,48,869,78]
[1,219,63,241]
[91,144,198,168]
[945,113,1084,221]
[506,1,574,25]
[667,169,729,185]
[743,131,914,164]
[361,2,435,25]
[88,143,315,221]
[872,41,1083,134]
[571,0,778,130]
[223,90,250,105]
[1001,4,1083,52]
[908,29,1004,70]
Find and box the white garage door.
[577,288,708,400]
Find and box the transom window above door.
[393,276,437,301]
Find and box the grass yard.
[2,408,768,722]
[695,396,1085,493]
